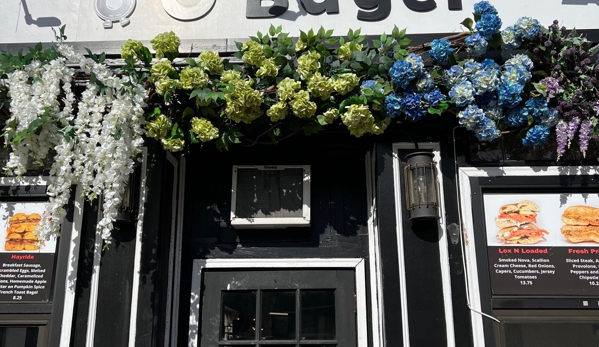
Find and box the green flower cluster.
[150,31,180,59]
[199,51,224,75]
[371,118,391,135]
[322,108,339,124]
[225,80,263,123]
[341,104,375,137]
[242,41,266,67]
[334,73,360,95]
[290,90,317,118]
[191,117,219,142]
[267,101,288,121]
[180,67,209,90]
[256,58,279,79]
[277,78,301,101]
[295,38,307,52]
[161,138,185,152]
[149,61,181,95]
[121,39,143,61]
[297,51,321,80]
[146,115,172,139]
[221,70,242,84]
[307,73,335,100]
[338,42,362,61]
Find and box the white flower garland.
[3,43,147,242]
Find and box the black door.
[200,269,357,347]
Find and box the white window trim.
[457,165,599,346]
[392,142,456,347]
[188,258,368,347]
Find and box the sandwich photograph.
[484,193,599,247]
[0,202,56,253]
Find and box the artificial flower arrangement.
[0,1,598,242]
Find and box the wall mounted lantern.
[403,152,440,220]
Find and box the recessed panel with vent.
[230,165,310,228]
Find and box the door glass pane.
[301,290,336,340]
[261,291,296,340]
[0,326,39,347]
[503,322,599,347]
[221,291,256,341]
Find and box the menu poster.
[0,201,56,302]
[484,193,599,296]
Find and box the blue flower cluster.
[465,33,488,57]
[473,1,498,15]
[384,92,426,121]
[476,13,502,40]
[458,104,501,141]
[389,53,424,90]
[501,17,541,50]
[498,55,534,108]
[425,88,446,108]
[429,38,454,64]
[522,125,550,146]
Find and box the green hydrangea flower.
[341,104,375,137]
[121,39,143,61]
[322,108,339,124]
[256,58,279,78]
[190,117,219,142]
[277,78,301,101]
[146,114,172,139]
[338,42,363,61]
[151,31,180,59]
[149,60,175,82]
[242,41,266,67]
[220,70,242,84]
[154,78,182,96]
[297,51,321,80]
[295,39,307,52]
[371,118,391,135]
[267,101,288,121]
[180,67,209,90]
[161,138,185,152]
[290,90,317,118]
[334,73,360,95]
[307,73,335,100]
[199,51,224,75]
[225,80,264,123]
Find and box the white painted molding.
[365,149,385,347]
[392,142,456,347]
[171,155,187,347]
[188,258,368,347]
[85,199,104,347]
[457,165,599,346]
[128,147,149,347]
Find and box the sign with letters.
[484,193,599,296]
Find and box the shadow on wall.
[561,0,599,4]
[21,0,62,27]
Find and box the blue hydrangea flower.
[471,68,499,95]
[424,88,446,108]
[501,26,522,50]
[506,54,534,71]
[515,17,541,40]
[429,38,454,64]
[385,93,403,118]
[443,65,466,88]
[473,1,498,15]
[389,59,416,89]
[404,53,425,76]
[449,80,475,107]
[483,103,504,121]
[400,92,426,121]
[465,33,488,57]
[415,73,435,93]
[476,13,502,40]
[477,117,502,141]
[462,59,483,77]
[481,58,500,70]
[541,107,560,127]
[505,105,529,127]
[522,125,550,146]
[459,104,486,130]
[501,65,531,85]
[525,97,549,123]
[361,80,377,90]
[498,81,524,108]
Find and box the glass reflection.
[261,291,296,340]
[301,290,336,340]
[221,291,256,341]
[504,322,599,347]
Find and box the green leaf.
[316,115,328,126]
[189,129,199,144]
[300,30,308,42]
[235,41,243,51]
[325,38,338,45]
[185,58,197,67]
[182,107,195,119]
[348,28,354,41]
[269,24,276,36]
[461,18,474,32]
[303,123,323,136]
[262,44,273,58]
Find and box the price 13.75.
[520,280,533,286]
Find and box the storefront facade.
[1,1,599,346]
